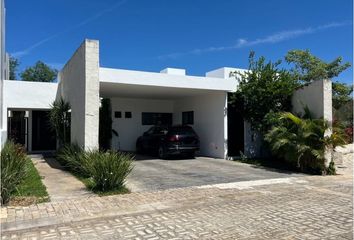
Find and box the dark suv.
[136,125,200,159]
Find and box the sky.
[5,0,353,84]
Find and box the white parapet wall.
[57,39,100,150]
[292,79,332,121]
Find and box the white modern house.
[0,1,332,159]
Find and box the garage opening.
[100,82,228,158]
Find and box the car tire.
[158,146,167,159]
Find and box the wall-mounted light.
[24,111,29,118]
[8,110,12,118]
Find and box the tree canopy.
[285,49,351,83]
[20,61,58,82]
[332,81,353,109]
[229,51,298,132]
[9,56,19,80]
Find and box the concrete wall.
[2,81,58,143]
[292,79,332,121]
[174,92,228,158]
[57,39,100,150]
[111,98,174,151]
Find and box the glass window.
[182,111,194,125]
[142,112,172,125]
[125,112,132,118]
[114,111,122,118]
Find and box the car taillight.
[168,135,179,142]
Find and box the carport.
[99,67,236,158]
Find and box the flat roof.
[99,67,237,92]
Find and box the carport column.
[57,39,100,150]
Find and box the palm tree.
[265,111,346,174]
[49,98,71,148]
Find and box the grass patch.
[12,160,49,204]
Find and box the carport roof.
[99,67,237,99]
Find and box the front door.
[8,111,27,148]
[32,111,56,151]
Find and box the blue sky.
[6,0,353,83]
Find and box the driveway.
[126,155,303,192]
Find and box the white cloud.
[12,0,128,58]
[158,21,352,60]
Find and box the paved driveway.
[126,155,303,192]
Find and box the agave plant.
[49,97,71,147]
[265,111,346,174]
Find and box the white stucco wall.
[57,39,100,150]
[292,79,332,121]
[2,80,58,138]
[111,98,174,151]
[173,92,228,158]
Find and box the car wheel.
[158,146,166,159]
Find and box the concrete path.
[30,155,94,202]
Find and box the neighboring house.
[0,2,332,159]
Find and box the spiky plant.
[49,97,71,147]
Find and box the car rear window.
[168,126,196,135]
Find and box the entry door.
[32,111,56,151]
[8,111,27,148]
[227,101,244,156]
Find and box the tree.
[49,98,71,147]
[332,81,353,109]
[285,50,351,83]
[20,61,58,82]
[229,51,299,132]
[9,56,19,80]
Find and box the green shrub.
[265,112,346,174]
[1,141,28,204]
[84,151,134,192]
[57,144,90,177]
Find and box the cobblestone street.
[1,173,352,240]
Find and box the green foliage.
[285,50,351,83]
[13,159,49,202]
[332,81,353,110]
[49,98,71,147]
[1,141,28,204]
[83,150,134,192]
[99,98,113,150]
[57,144,90,177]
[9,56,19,80]
[57,144,134,192]
[229,51,299,132]
[20,61,58,82]
[326,161,336,175]
[264,111,346,174]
